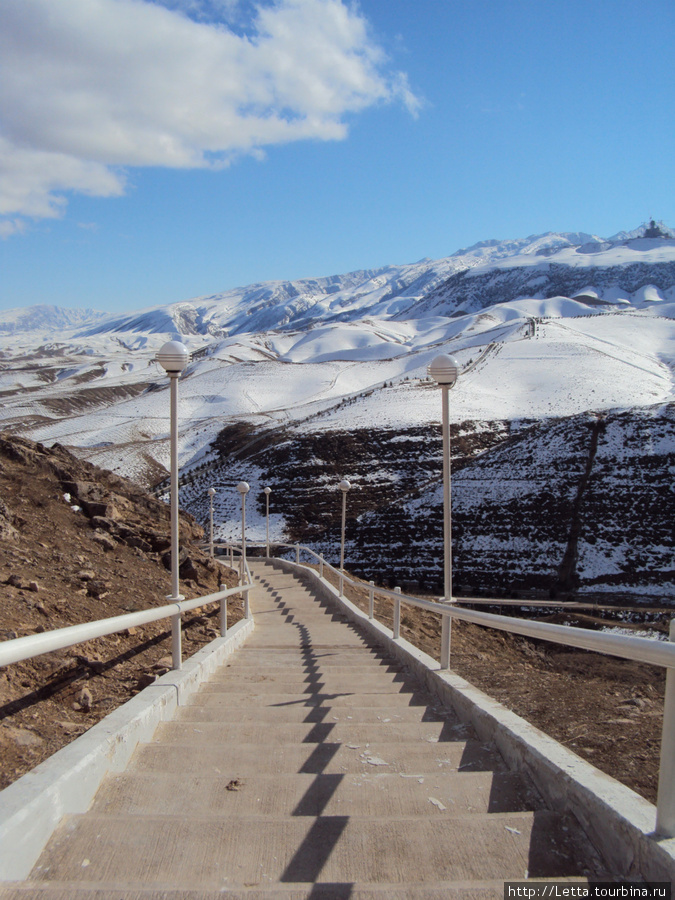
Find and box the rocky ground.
[0,433,668,808]
[0,434,242,789]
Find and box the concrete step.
[129,738,506,775]
[186,689,434,708]
[197,677,420,694]
[209,674,416,688]
[206,662,417,681]
[0,880,527,899]
[29,812,592,885]
[152,719,472,745]
[227,652,396,666]
[91,770,543,817]
[236,638,372,650]
[0,881,512,899]
[176,703,457,724]
[257,602,348,615]
[248,624,364,633]
[240,617,358,627]
[213,663,407,678]
[7,880,598,900]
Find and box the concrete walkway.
[0,560,605,898]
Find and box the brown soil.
[324,568,667,805]
[0,435,243,790]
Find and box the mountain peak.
[608,220,675,242]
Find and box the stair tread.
[130,737,505,775]
[0,878,590,900]
[92,770,543,816]
[153,719,472,743]
[188,690,434,707]
[176,704,457,723]
[30,812,593,884]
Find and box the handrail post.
[219,583,228,636]
[656,619,675,836]
[368,580,375,620]
[393,586,401,639]
[244,586,251,619]
[171,612,181,669]
[440,611,451,670]
[295,542,300,565]
[339,571,344,597]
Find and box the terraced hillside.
[179,404,675,602]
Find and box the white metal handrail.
[0,582,252,670]
[266,540,675,838]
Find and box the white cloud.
[0,0,418,233]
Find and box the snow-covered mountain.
[1,222,673,598]
[0,304,106,335]
[0,222,673,470]
[67,222,675,339]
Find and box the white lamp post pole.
[427,354,459,670]
[237,482,250,584]
[156,340,189,670]
[207,487,216,558]
[339,479,351,596]
[264,487,272,557]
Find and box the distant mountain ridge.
[412,259,675,319]
[73,222,675,339]
[0,304,107,335]
[1,223,673,342]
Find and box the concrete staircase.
[0,560,606,898]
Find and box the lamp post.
[264,487,272,557]
[207,487,216,558]
[236,482,250,584]
[339,479,351,596]
[427,353,459,670]
[156,340,189,670]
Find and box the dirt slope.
[0,434,241,789]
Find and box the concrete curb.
[272,558,675,883]
[0,615,254,881]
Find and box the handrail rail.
[0,581,252,670]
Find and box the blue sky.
[1,0,673,314]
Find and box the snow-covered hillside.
[0,223,673,482]
[0,223,674,597]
